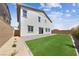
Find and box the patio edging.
[70,35,79,56]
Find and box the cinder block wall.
[0,18,13,47]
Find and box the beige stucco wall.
[0,17,13,47]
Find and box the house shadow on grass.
[65,44,76,48]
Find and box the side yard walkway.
[0,36,33,56]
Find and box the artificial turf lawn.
[26,34,76,56]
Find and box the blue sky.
[7,3,79,30]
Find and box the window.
[48,28,50,32]
[45,28,50,32]
[45,20,47,23]
[38,16,41,22]
[45,28,47,32]
[28,25,33,32]
[23,9,27,17]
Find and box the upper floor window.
[23,9,27,17]
[38,16,41,22]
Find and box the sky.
[7,3,79,30]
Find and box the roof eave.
[17,4,52,23]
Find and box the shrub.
[12,44,16,47]
[72,26,79,39]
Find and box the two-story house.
[16,4,52,36]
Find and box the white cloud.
[40,3,45,7]
[39,3,45,9]
[47,11,75,30]
[39,3,76,30]
[48,11,63,20]
[72,9,76,13]
[46,3,62,8]
[65,10,72,17]
[65,10,70,13]
[48,11,72,30]
[39,3,62,11]
[48,12,65,30]
[65,9,76,14]
[65,13,71,17]
[40,3,62,8]
[72,3,76,6]
[43,8,51,11]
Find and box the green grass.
[26,34,76,56]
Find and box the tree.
[72,26,79,39]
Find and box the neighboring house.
[0,3,13,47]
[52,29,72,34]
[16,4,52,36]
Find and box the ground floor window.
[39,27,43,34]
[45,28,48,32]
[45,28,50,32]
[28,25,33,32]
[48,28,50,32]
